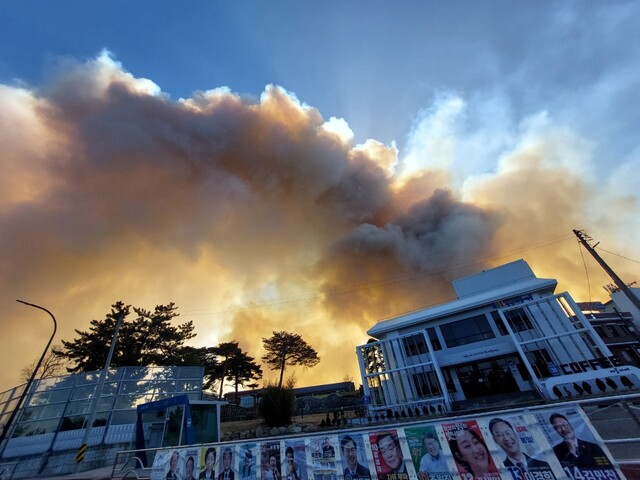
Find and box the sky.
[0,1,639,392]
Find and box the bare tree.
[20,345,70,382]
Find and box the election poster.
[307,435,339,480]
[239,443,259,480]
[183,448,201,480]
[481,414,557,480]
[283,439,308,480]
[261,441,283,480]
[338,433,373,480]
[200,446,219,480]
[218,445,237,480]
[150,449,186,480]
[534,407,622,480]
[404,425,454,480]
[368,429,411,480]
[441,420,500,480]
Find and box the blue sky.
[3,1,637,158]
[0,1,639,390]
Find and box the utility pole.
[76,310,125,469]
[573,229,640,311]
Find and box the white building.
[357,259,640,415]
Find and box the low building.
[579,299,640,368]
[357,259,640,415]
[0,366,221,478]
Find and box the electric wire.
[578,238,592,304]
[595,247,640,264]
[180,234,575,318]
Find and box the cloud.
[0,52,638,391]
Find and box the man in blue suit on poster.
[340,436,371,480]
[489,418,554,479]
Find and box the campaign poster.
[218,445,238,480]
[368,429,411,480]
[261,441,283,480]
[481,414,557,480]
[337,433,373,480]
[283,439,308,480]
[534,407,622,480]
[404,425,453,480]
[151,449,186,480]
[307,435,339,480]
[239,443,259,480]
[183,448,201,480]
[200,446,219,480]
[441,420,500,480]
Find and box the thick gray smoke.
[0,53,636,390]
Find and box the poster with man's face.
[283,439,308,480]
[481,414,557,480]
[404,425,453,480]
[307,435,339,480]
[218,446,237,480]
[368,430,411,480]
[183,448,200,480]
[338,434,372,480]
[534,407,622,480]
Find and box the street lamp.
[0,301,57,449]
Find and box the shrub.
[257,385,295,427]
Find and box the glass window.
[440,315,495,348]
[427,328,441,351]
[402,334,427,357]
[41,403,65,419]
[110,410,137,425]
[101,382,120,396]
[114,396,138,410]
[60,415,86,431]
[72,385,97,400]
[66,400,91,416]
[606,325,619,337]
[190,404,218,443]
[178,366,203,379]
[177,380,202,392]
[620,324,634,335]
[504,308,534,333]
[121,380,150,394]
[491,311,509,335]
[148,380,176,393]
[48,388,72,403]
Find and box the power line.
[595,247,640,264]
[181,234,574,317]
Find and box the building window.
[620,324,635,335]
[411,370,442,398]
[504,308,534,333]
[440,315,496,348]
[526,349,552,378]
[402,334,427,357]
[606,325,619,337]
[491,311,509,335]
[594,326,606,337]
[427,327,441,351]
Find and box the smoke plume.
[0,53,637,391]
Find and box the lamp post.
[0,301,57,450]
